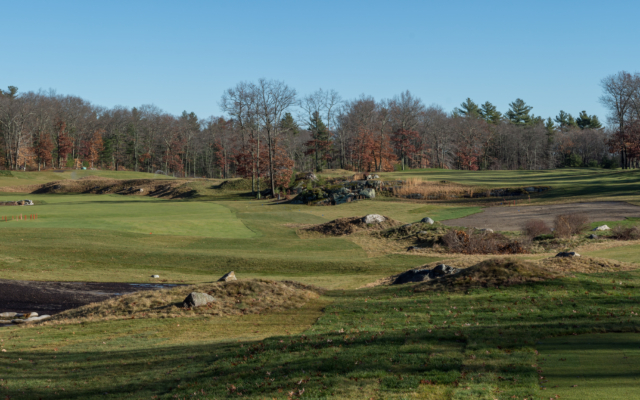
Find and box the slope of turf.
[0,170,175,188]
[537,332,640,399]
[3,270,640,399]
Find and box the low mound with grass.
[413,258,560,291]
[49,279,324,324]
[303,215,402,236]
[540,255,638,273]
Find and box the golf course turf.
[1,168,640,399]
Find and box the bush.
[554,213,589,238]
[442,229,529,255]
[610,225,640,240]
[522,219,551,238]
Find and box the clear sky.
[2,0,639,123]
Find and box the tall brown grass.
[393,178,478,200]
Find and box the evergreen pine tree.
[576,111,603,129]
[554,110,577,130]
[307,111,329,171]
[506,99,534,125]
[453,98,480,117]
[479,101,502,124]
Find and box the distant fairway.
[0,194,255,238]
[0,169,175,188]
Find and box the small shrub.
[442,229,528,255]
[554,213,589,238]
[610,225,640,240]
[523,219,551,238]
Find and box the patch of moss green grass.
[4,269,640,399]
[537,332,640,399]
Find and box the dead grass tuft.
[49,279,323,324]
[610,225,640,240]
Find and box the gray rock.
[305,173,318,181]
[183,292,215,308]
[417,231,429,235]
[393,264,460,284]
[556,251,580,258]
[218,271,237,282]
[479,228,494,233]
[525,187,536,192]
[373,174,380,179]
[421,217,435,225]
[12,315,50,324]
[360,188,375,198]
[588,234,598,239]
[594,225,610,231]
[27,312,38,318]
[0,312,18,318]
[151,275,160,278]
[362,214,385,224]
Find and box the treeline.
[0,72,637,188]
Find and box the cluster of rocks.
[182,271,238,308]
[0,199,34,206]
[556,251,580,257]
[0,312,50,326]
[393,264,460,285]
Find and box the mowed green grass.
[0,170,174,188]
[0,194,255,238]
[538,333,640,399]
[3,270,640,399]
[380,168,640,203]
[0,195,457,287]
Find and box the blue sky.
[2,0,639,123]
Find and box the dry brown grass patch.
[539,256,637,274]
[413,258,559,291]
[302,216,403,236]
[392,178,478,200]
[50,279,324,324]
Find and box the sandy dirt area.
[0,280,176,314]
[443,201,640,231]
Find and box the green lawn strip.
[4,270,640,398]
[0,170,175,188]
[586,244,640,264]
[537,332,640,400]
[0,195,256,238]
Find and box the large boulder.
[218,271,237,282]
[360,188,375,198]
[362,214,385,224]
[556,251,580,258]
[183,292,215,308]
[393,264,460,284]
[421,217,435,225]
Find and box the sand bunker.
[443,202,640,232]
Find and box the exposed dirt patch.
[50,279,324,324]
[0,279,175,314]
[302,216,403,236]
[443,202,640,232]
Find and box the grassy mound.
[218,178,270,191]
[414,258,559,291]
[51,279,324,323]
[540,256,637,273]
[304,215,402,236]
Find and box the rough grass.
[413,258,559,291]
[49,279,324,323]
[302,215,403,236]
